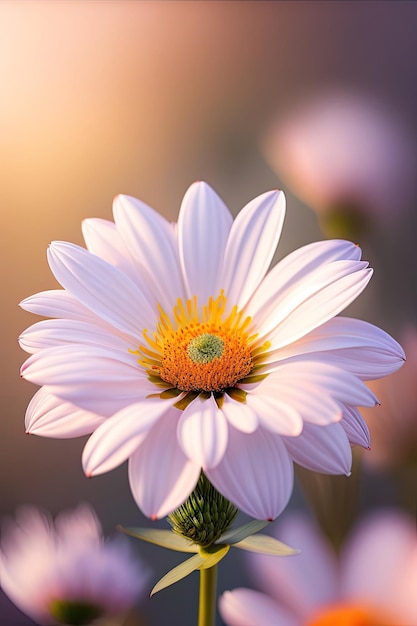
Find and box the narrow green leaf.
[151,553,205,595]
[233,533,299,556]
[198,544,230,569]
[117,526,197,553]
[216,519,270,545]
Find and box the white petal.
[247,239,362,320]
[221,395,259,433]
[177,395,228,469]
[113,194,184,310]
[178,181,232,303]
[246,378,304,435]
[265,317,405,379]
[81,217,141,285]
[21,345,153,416]
[19,319,132,354]
[255,362,376,427]
[128,412,201,519]
[206,426,294,520]
[82,399,170,476]
[25,388,105,438]
[21,344,142,385]
[219,589,296,626]
[222,190,285,309]
[341,405,370,448]
[283,422,352,474]
[47,241,156,335]
[20,289,99,322]
[255,260,372,349]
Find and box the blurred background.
[1,2,417,624]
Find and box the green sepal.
[198,543,230,568]
[233,533,299,556]
[117,526,197,553]
[225,388,247,403]
[174,391,199,410]
[151,553,205,596]
[151,543,231,595]
[216,519,270,545]
[147,375,172,388]
[238,374,269,384]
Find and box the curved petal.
[283,422,352,474]
[246,377,304,435]
[253,362,376,428]
[47,241,156,335]
[81,217,141,285]
[253,260,372,350]
[19,289,99,323]
[222,190,286,310]
[21,345,153,416]
[177,394,228,469]
[19,319,132,354]
[25,388,105,438]
[219,589,296,626]
[221,395,259,433]
[247,239,362,319]
[178,181,233,303]
[21,344,143,385]
[265,317,405,379]
[128,411,201,519]
[82,399,171,476]
[113,194,184,311]
[341,405,370,448]
[206,426,294,520]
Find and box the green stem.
[198,565,217,626]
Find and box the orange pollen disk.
[308,603,394,626]
[137,292,255,393]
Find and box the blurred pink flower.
[0,504,148,625]
[361,326,417,468]
[263,92,417,223]
[219,511,417,626]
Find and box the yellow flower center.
[135,291,268,400]
[307,603,394,626]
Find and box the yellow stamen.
[138,291,257,393]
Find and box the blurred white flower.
[263,92,417,227]
[0,504,148,626]
[361,326,417,469]
[219,511,417,626]
[19,182,404,521]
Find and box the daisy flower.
[219,510,417,626]
[0,504,148,626]
[20,182,404,520]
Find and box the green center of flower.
[186,333,225,364]
[49,599,103,626]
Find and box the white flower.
[0,504,148,625]
[263,92,417,222]
[219,511,417,626]
[20,182,404,520]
